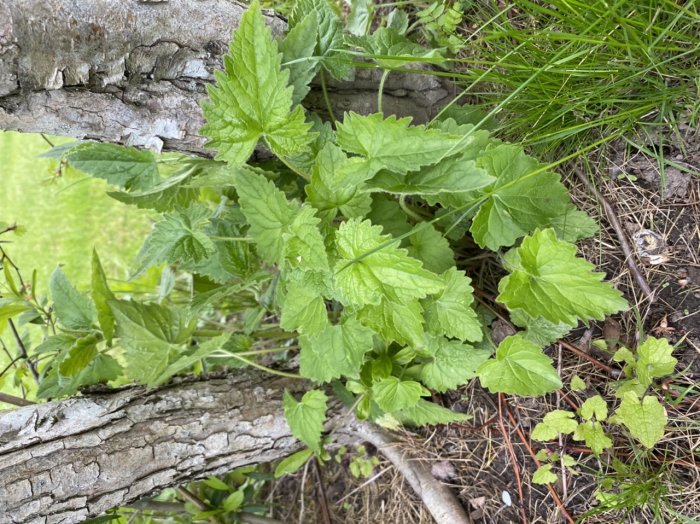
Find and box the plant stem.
[227,353,303,380]
[377,69,390,114]
[320,69,336,125]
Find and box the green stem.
[208,236,254,242]
[193,329,225,337]
[279,155,310,182]
[320,69,336,125]
[399,195,423,222]
[228,353,303,379]
[212,346,296,358]
[377,69,390,114]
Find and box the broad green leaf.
[531,410,578,441]
[509,308,572,347]
[570,375,587,392]
[154,333,232,385]
[573,420,612,455]
[109,299,194,385]
[412,334,490,392]
[477,335,562,396]
[200,1,314,165]
[203,477,231,491]
[357,296,424,347]
[351,27,444,68]
[275,448,314,478]
[333,219,443,307]
[49,267,96,330]
[406,224,454,274]
[547,206,598,243]
[38,353,122,399]
[579,395,608,421]
[532,464,558,485]
[636,336,677,387]
[280,271,329,337]
[65,143,159,191]
[58,334,98,377]
[469,144,592,250]
[299,318,374,382]
[283,389,328,454]
[394,399,470,426]
[346,0,373,36]
[306,143,373,221]
[132,204,215,277]
[616,392,666,448]
[423,268,482,342]
[336,113,463,176]
[366,194,412,239]
[91,250,115,344]
[107,166,199,212]
[279,11,319,104]
[498,229,628,325]
[0,299,30,335]
[283,204,329,272]
[372,376,429,412]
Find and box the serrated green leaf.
[470,144,593,250]
[280,271,329,337]
[283,204,329,272]
[299,318,374,382]
[366,194,412,239]
[413,334,490,392]
[580,395,608,422]
[357,296,424,347]
[109,299,194,386]
[636,336,677,387]
[336,113,464,176]
[49,267,96,330]
[283,389,328,454]
[477,335,562,396]
[498,229,628,325]
[423,268,482,343]
[372,376,429,412]
[616,392,666,448]
[58,334,98,377]
[509,308,573,347]
[107,166,199,212]
[394,398,470,426]
[77,353,122,386]
[279,11,319,104]
[547,206,599,243]
[350,27,444,68]
[65,143,159,191]
[531,410,578,441]
[0,299,30,335]
[573,421,612,455]
[406,223,454,274]
[532,464,558,485]
[154,333,231,385]
[333,218,443,307]
[275,448,314,478]
[91,250,115,344]
[346,0,373,36]
[570,375,587,392]
[200,1,314,165]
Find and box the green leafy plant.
[9,0,630,474]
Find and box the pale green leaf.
[333,218,443,307]
[413,334,490,392]
[0,299,30,335]
[283,389,328,454]
[336,113,464,176]
[357,296,424,347]
[531,410,578,441]
[299,318,374,382]
[509,308,573,347]
[154,333,232,385]
[58,334,99,377]
[91,250,115,344]
[65,143,159,191]
[50,267,96,330]
[280,271,329,337]
[579,395,608,422]
[394,399,470,426]
[275,448,314,478]
[351,27,444,68]
[423,268,482,343]
[200,2,314,165]
[283,204,329,272]
[366,194,412,239]
[279,11,319,104]
[636,336,677,387]
[498,229,628,325]
[570,375,587,392]
[477,335,562,396]
[406,223,454,274]
[372,376,429,412]
[573,421,612,455]
[532,464,558,485]
[108,166,199,212]
[616,392,666,448]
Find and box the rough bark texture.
[0,372,308,524]
[0,0,454,154]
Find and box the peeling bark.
[0,0,453,154]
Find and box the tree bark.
[0,372,309,524]
[0,0,454,154]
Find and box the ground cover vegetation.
[1,0,698,522]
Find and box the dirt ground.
[265,122,699,523]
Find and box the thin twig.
[313,458,331,524]
[8,319,39,382]
[573,167,654,302]
[497,393,529,524]
[0,392,35,407]
[176,486,223,524]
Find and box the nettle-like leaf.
[64,143,159,191]
[336,113,464,176]
[350,27,444,68]
[532,464,558,485]
[423,267,482,343]
[406,223,454,274]
[616,392,666,448]
[133,204,215,277]
[372,376,430,412]
[394,398,470,426]
[357,295,425,347]
[573,420,612,455]
[498,229,628,325]
[49,267,96,331]
[636,336,677,387]
[108,166,199,212]
[91,250,115,344]
[477,335,562,396]
[333,218,444,307]
[200,1,315,165]
[279,11,319,105]
[531,410,578,441]
[58,334,99,377]
[283,389,328,454]
[579,395,608,421]
[509,308,572,347]
[470,144,597,250]
[280,271,329,337]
